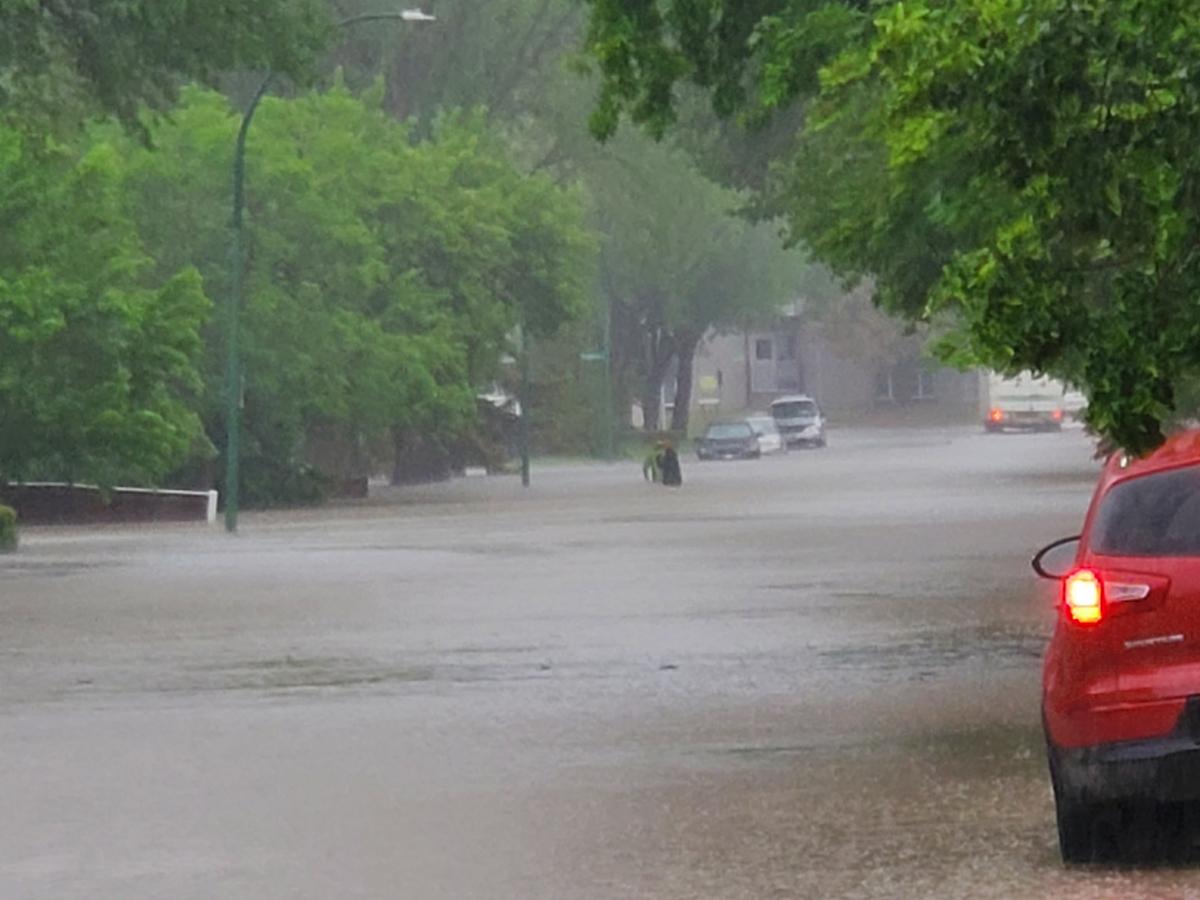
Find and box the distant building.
[664,302,979,428]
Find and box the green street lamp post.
[223,8,435,532]
[601,299,615,461]
[520,342,531,488]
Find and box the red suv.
[1034,430,1200,862]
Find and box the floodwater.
[4,426,1199,898]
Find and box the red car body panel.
[1044,430,1200,751]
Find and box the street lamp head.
[400,9,436,21]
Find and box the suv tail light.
[1063,569,1154,625]
[1065,569,1103,624]
[989,408,1004,422]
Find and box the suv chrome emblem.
[1124,634,1184,649]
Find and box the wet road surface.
[5,426,1200,898]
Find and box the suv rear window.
[1091,466,1200,556]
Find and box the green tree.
[331,0,584,128]
[0,0,330,127]
[0,125,209,488]
[334,0,807,447]
[587,133,807,432]
[582,0,1200,453]
[582,1,868,140]
[578,2,949,322]
[120,85,591,499]
[844,0,1200,453]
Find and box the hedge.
[0,504,16,553]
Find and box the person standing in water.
[642,443,662,482]
[659,440,682,487]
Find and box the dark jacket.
[660,447,682,487]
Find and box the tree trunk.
[670,333,702,433]
[641,376,662,431]
[641,328,675,432]
[391,427,406,486]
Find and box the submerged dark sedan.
[695,421,761,461]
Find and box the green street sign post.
[580,344,614,460]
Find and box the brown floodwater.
[7,427,1197,898]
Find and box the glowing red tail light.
[1052,409,1064,421]
[989,408,1004,422]
[1064,569,1103,625]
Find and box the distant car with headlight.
[770,395,826,448]
[695,421,761,460]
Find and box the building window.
[755,338,773,361]
[779,334,797,360]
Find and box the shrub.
[238,458,332,508]
[0,505,17,553]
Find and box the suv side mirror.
[1032,536,1082,579]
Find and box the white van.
[770,395,826,448]
[982,371,1074,432]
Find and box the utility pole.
[602,301,615,460]
[520,323,531,487]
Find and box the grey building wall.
[796,330,875,412]
[681,322,980,428]
[685,332,751,428]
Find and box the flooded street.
[6,427,1199,898]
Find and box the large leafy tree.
[587,133,807,432]
[582,1,867,140]
[120,85,591,500]
[847,0,1200,453]
[0,125,209,488]
[0,0,330,127]
[582,0,1200,453]
[335,0,817,444]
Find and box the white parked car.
[746,416,786,455]
[770,395,827,448]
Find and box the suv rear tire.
[1053,789,1095,863]
[1048,749,1101,863]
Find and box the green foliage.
[0,504,16,553]
[523,316,610,456]
[582,0,1200,453]
[120,86,593,499]
[590,135,771,330]
[0,0,330,128]
[338,0,816,442]
[842,0,1200,452]
[586,131,811,428]
[333,0,584,128]
[0,125,209,488]
[583,1,870,139]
